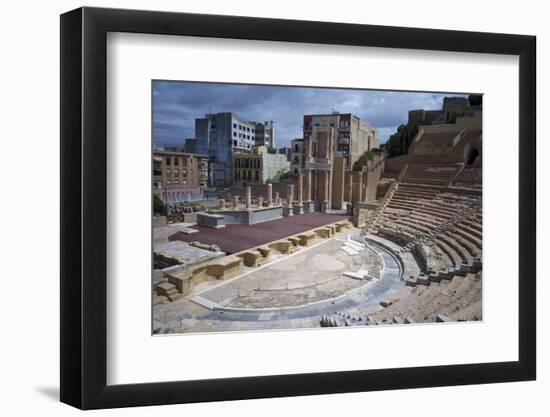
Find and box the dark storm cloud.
[153,81,467,148]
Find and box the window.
[247,127,250,132]
[233,140,237,146]
[174,158,179,166]
[165,158,171,166]
[233,132,237,137]
[255,171,259,181]
[233,123,237,128]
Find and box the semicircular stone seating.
[334,162,484,326]
[369,162,483,271]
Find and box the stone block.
[206,256,242,279]
[197,212,225,229]
[297,232,317,246]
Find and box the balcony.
[337,137,350,144]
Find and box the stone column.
[267,183,273,207]
[275,191,280,206]
[362,171,369,202]
[232,195,239,209]
[345,171,353,202]
[319,170,330,212]
[287,184,294,208]
[294,174,304,214]
[297,173,303,205]
[305,170,312,202]
[257,197,264,208]
[219,198,226,209]
[245,186,251,209]
[352,171,363,204]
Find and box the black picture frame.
[60,6,536,410]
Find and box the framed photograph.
[60,6,536,409]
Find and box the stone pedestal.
[257,197,264,208]
[218,198,226,209]
[346,202,354,215]
[232,195,239,210]
[320,200,330,212]
[283,206,294,217]
[293,204,304,215]
[274,192,280,206]
[303,201,315,213]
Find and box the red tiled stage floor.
[169,212,350,254]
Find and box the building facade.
[195,112,257,186]
[290,138,304,176]
[303,112,378,171]
[232,146,290,187]
[153,150,209,203]
[298,112,379,210]
[254,120,276,149]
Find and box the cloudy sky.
[153,81,467,148]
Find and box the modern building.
[183,138,197,154]
[254,120,276,149]
[153,150,209,203]
[300,112,379,210]
[290,138,304,176]
[303,112,379,171]
[232,146,290,187]
[277,146,292,162]
[195,112,258,186]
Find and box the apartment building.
[153,150,209,202]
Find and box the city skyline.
[152,81,470,149]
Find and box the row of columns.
[218,168,366,212]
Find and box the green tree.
[153,195,165,215]
[385,123,419,158]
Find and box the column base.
[282,206,294,217]
[293,204,304,215]
[346,202,354,215]
[320,201,330,212]
[303,201,315,213]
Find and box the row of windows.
[234,158,261,169]
[304,121,350,129]
[233,123,255,133]
[235,169,260,181]
[164,169,189,176]
[164,157,192,166]
[153,179,190,187]
[232,140,252,149]
[233,131,254,140]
